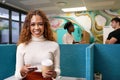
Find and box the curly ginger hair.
[17,10,55,45]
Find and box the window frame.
[0,3,27,44]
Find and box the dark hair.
[64,22,74,30]
[111,17,120,25]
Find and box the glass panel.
[0,19,9,43]
[0,7,9,18]
[12,21,19,43]
[21,14,26,22]
[12,11,19,21]
[21,22,24,27]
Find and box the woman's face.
[69,26,74,32]
[30,15,44,37]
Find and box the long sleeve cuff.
[55,68,61,78]
[15,72,26,80]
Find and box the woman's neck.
[68,31,72,34]
[31,35,46,42]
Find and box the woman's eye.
[30,22,44,27]
[30,23,35,26]
[38,23,44,26]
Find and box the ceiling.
[0,0,120,15]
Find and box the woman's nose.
[35,24,39,29]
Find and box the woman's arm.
[63,34,68,44]
[42,43,60,79]
[53,44,61,78]
[14,44,25,79]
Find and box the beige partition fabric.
[82,30,90,44]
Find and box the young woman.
[15,10,60,80]
[63,22,86,44]
[62,22,75,44]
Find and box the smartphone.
[27,66,38,72]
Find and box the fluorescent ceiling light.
[61,6,87,12]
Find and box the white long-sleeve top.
[63,32,74,44]
[14,35,60,79]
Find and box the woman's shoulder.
[46,40,59,47]
[63,33,67,36]
[17,43,26,48]
[63,33,68,38]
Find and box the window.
[21,14,26,22]
[12,11,19,21]
[12,21,19,43]
[0,7,9,18]
[11,11,20,43]
[0,3,27,44]
[0,19,9,43]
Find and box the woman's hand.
[42,70,57,78]
[20,64,31,77]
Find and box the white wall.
[103,26,114,44]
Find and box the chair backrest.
[0,44,17,80]
[59,44,89,78]
[94,44,120,80]
[0,44,90,79]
